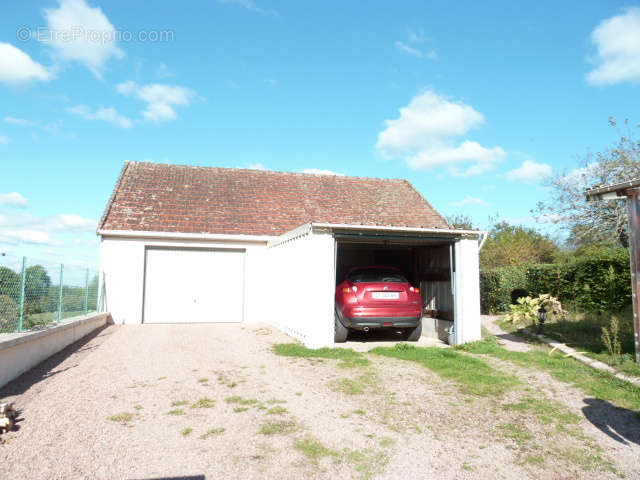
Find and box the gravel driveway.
[1,323,638,479]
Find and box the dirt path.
[482,314,531,352]
[0,324,638,479]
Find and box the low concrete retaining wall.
[0,313,110,389]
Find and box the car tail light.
[343,286,358,293]
[410,286,420,294]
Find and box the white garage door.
[143,248,245,323]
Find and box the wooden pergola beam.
[626,189,640,363]
[586,180,640,363]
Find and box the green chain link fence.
[0,254,100,334]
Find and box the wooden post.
[626,189,640,363]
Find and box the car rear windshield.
[348,268,407,283]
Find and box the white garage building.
[98,161,483,348]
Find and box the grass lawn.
[458,336,640,413]
[371,343,520,396]
[274,339,628,474]
[499,307,640,378]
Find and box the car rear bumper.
[338,305,422,330]
[341,316,422,330]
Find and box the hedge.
[480,265,528,314]
[480,248,632,314]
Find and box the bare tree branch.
[535,118,640,248]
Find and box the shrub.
[480,248,631,315]
[601,317,622,359]
[505,294,566,326]
[526,264,562,298]
[0,295,19,332]
[562,249,631,313]
[479,265,528,313]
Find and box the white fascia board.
[97,229,275,243]
[586,191,623,201]
[309,222,486,238]
[267,223,313,247]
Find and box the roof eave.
[309,222,485,237]
[585,178,640,201]
[97,229,276,243]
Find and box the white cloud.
[300,168,344,176]
[42,0,124,78]
[451,196,488,207]
[395,41,422,57]
[245,163,267,170]
[67,104,133,128]
[0,230,53,245]
[395,30,437,59]
[587,7,640,86]
[376,90,506,176]
[0,209,95,247]
[51,213,96,231]
[3,116,68,137]
[0,136,9,144]
[157,63,175,78]
[394,41,437,59]
[217,0,278,16]
[0,193,28,208]
[117,81,196,123]
[4,116,33,126]
[505,160,553,184]
[0,43,53,86]
[408,29,425,44]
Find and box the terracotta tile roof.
[98,161,450,236]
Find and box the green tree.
[0,266,20,302]
[447,214,475,230]
[0,294,19,332]
[481,221,558,269]
[536,118,640,248]
[24,265,52,314]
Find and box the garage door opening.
[334,235,455,343]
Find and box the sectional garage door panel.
[143,248,245,324]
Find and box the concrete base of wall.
[0,313,110,389]
[422,317,453,343]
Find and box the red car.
[334,266,423,342]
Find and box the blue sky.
[1,0,640,266]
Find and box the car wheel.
[402,321,422,342]
[334,311,349,343]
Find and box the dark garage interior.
[334,235,455,342]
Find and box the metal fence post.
[18,256,26,332]
[98,272,105,312]
[58,263,64,322]
[84,268,89,315]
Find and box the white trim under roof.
[268,222,486,247]
[99,223,488,249]
[310,222,485,237]
[97,229,276,243]
[585,178,640,201]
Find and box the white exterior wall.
[99,236,269,325]
[454,238,482,345]
[100,226,482,349]
[0,313,109,389]
[263,230,335,348]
